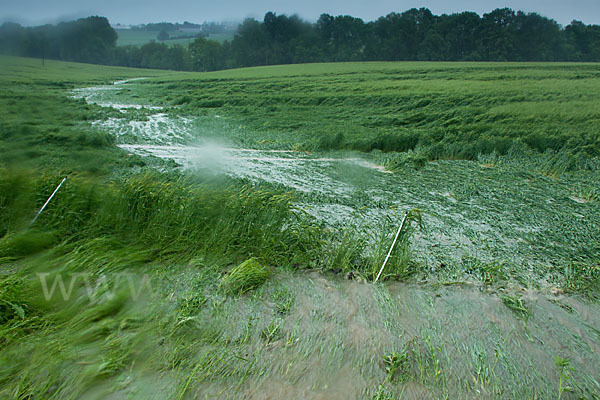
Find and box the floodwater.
[95,272,600,399]
[73,80,404,223]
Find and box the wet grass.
[1,56,600,398]
[0,56,169,175]
[3,265,600,398]
[129,61,600,158]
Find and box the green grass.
[137,61,600,158]
[0,56,171,174]
[206,32,235,44]
[1,55,600,399]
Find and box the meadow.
[0,55,599,399]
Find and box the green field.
[115,29,233,47]
[154,62,600,157]
[1,55,599,399]
[205,32,235,44]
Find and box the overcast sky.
[1,0,598,27]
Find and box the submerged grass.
[500,294,531,322]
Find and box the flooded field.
[76,79,600,286]
[2,57,600,400]
[63,78,600,398]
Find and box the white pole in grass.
[31,177,67,225]
[374,212,408,283]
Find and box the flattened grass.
[0,56,170,175]
[140,62,600,158]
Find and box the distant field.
[0,55,169,82]
[206,32,235,43]
[115,29,234,46]
[1,56,599,399]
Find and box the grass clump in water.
[385,150,429,171]
[261,318,282,343]
[271,286,294,315]
[379,334,444,388]
[500,294,531,322]
[463,257,507,285]
[383,348,411,383]
[555,356,575,400]
[220,258,271,295]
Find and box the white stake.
[31,177,67,225]
[374,212,408,283]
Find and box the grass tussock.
[220,258,271,295]
[0,230,59,259]
[320,209,423,281]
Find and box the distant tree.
[230,18,269,66]
[565,20,600,61]
[326,15,367,61]
[143,22,177,31]
[418,32,447,60]
[0,22,26,55]
[157,30,169,41]
[513,12,565,61]
[50,16,117,63]
[438,12,482,60]
[479,8,517,61]
[138,42,189,70]
[189,37,223,71]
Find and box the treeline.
[133,22,202,31]
[0,16,117,64]
[1,9,600,71]
[132,21,230,34]
[221,8,600,68]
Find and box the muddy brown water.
[81,272,600,399]
[178,272,600,399]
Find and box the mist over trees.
[1,9,600,71]
[0,16,117,64]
